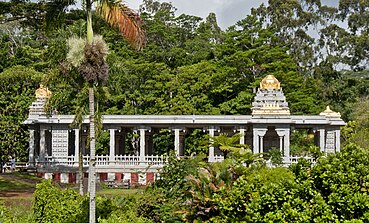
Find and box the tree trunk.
[86,0,93,44]
[79,126,84,195]
[86,0,96,221]
[88,87,96,223]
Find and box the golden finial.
[35,84,52,99]
[320,106,341,118]
[260,75,281,90]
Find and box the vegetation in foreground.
[1,143,368,222]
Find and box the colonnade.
[28,124,342,166]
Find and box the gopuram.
[23,75,345,185]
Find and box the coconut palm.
[65,1,145,222]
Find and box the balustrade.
[36,155,317,170]
[37,154,165,168]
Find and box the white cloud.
[125,0,268,29]
[125,0,337,29]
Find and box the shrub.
[0,202,13,223]
[32,180,86,223]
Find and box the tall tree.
[65,1,145,222]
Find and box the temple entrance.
[263,127,279,153]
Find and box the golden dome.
[260,75,280,90]
[35,84,52,99]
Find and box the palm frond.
[96,0,145,50]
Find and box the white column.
[284,129,290,160]
[254,128,267,154]
[139,128,146,162]
[28,129,35,166]
[109,129,115,161]
[260,136,264,153]
[276,128,286,155]
[74,129,79,163]
[174,129,180,156]
[132,130,138,154]
[335,129,341,152]
[208,127,215,162]
[319,129,325,152]
[179,130,186,156]
[40,127,46,161]
[252,128,259,154]
[239,128,245,147]
[279,136,283,153]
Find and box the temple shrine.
[23,75,345,185]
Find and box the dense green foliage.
[127,143,369,222]
[32,180,116,223]
[32,180,86,223]
[1,0,369,160]
[28,144,369,222]
[0,66,43,163]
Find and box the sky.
[125,0,339,29]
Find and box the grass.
[0,172,41,192]
[3,196,34,223]
[0,172,41,222]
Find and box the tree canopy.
[0,0,368,159]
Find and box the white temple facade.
[24,75,345,185]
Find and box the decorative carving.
[325,130,335,153]
[260,75,280,90]
[52,130,69,157]
[320,106,341,118]
[35,84,52,99]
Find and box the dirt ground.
[0,172,40,185]
[0,173,39,209]
[0,190,34,198]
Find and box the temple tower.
[251,75,291,159]
[28,84,52,117]
[252,75,290,115]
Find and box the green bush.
[0,202,13,223]
[98,193,154,223]
[32,180,117,223]
[153,152,205,198]
[32,180,86,223]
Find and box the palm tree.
[67,1,145,222]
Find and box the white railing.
[96,155,109,166]
[287,156,317,165]
[42,156,76,167]
[37,155,316,169]
[38,154,165,168]
[213,155,224,162]
[145,155,165,166]
[265,156,317,167]
[114,155,140,166]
